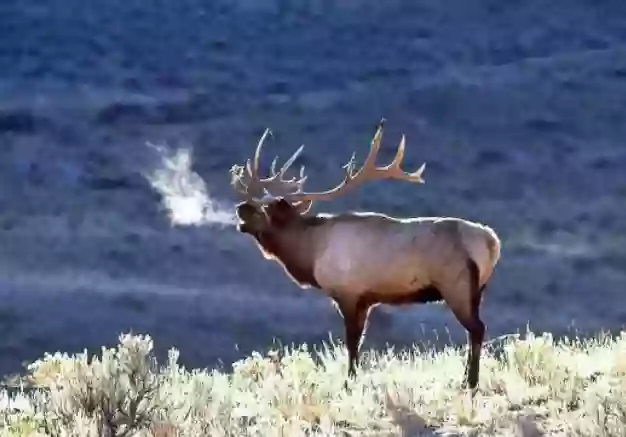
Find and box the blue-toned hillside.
[0,0,625,377]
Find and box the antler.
[277,119,425,204]
[230,119,426,208]
[230,128,308,202]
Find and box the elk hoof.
[343,379,354,394]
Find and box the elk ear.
[269,199,296,226]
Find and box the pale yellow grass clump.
[2,329,626,436]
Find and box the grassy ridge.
[1,330,626,436]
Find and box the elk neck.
[254,216,328,289]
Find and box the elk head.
[229,119,428,235]
[229,128,310,237]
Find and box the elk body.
[230,120,501,392]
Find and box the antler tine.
[389,134,406,169]
[263,144,305,182]
[230,164,254,198]
[380,134,426,183]
[233,128,275,200]
[246,128,272,180]
[276,144,305,181]
[366,118,385,168]
[349,119,385,180]
[269,156,279,177]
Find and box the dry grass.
[1,329,626,436]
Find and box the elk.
[230,119,501,392]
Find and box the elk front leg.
[333,296,370,384]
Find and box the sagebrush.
[2,330,626,436]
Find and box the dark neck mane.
[253,223,322,289]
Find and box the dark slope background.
[1,0,625,377]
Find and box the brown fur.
[255,231,321,288]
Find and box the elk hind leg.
[445,259,485,392]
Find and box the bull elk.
[230,119,501,392]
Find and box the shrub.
[2,330,626,436]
